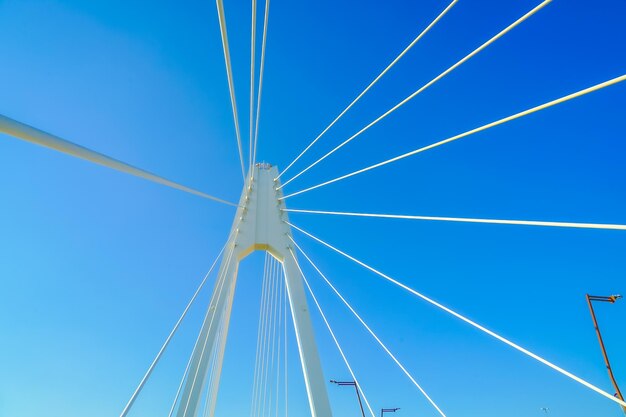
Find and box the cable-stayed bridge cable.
[269,258,280,417]
[249,0,257,169]
[288,247,377,417]
[181,242,237,417]
[289,240,446,417]
[253,0,271,166]
[274,260,283,417]
[281,72,626,200]
[287,222,626,409]
[168,304,215,417]
[204,313,226,417]
[167,231,237,417]
[0,114,239,207]
[118,241,228,417]
[261,257,275,417]
[261,256,279,417]
[284,209,626,231]
[278,0,551,189]
[251,253,271,417]
[255,253,273,417]
[276,0,459,180]
[201,316,222,417]
[215,0,246,180]
[283,263,288,417]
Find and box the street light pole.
[586,294,625,414]
[330,380,366,417]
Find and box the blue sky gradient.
[0,0,625,416]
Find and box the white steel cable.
[181,242,236,417]
[0,114,239,207]
[253,0,271,166]
[209,315,229,416]
[287,247,377,417]
[166,233,236,417]
[276,0,460,180]
[255,253,273,417]
[268,258,279,417]
[267,254,280,417]
[263,256,278,417]
[278,0,551,189]
[249,255,263,417]
[118,242,227,417]
[168,305,214,417]
[283,262,288,417]
[287,222,626,409]
[200,336,216,417]
[261,257,278,417]
[289,242,446,417]
[249,0,257,169]
[202,316,224,417]
[267,260,280,417]
[180,246,233,417]
[216,0,246,180]
[274,262,283,417]
[257,257,272,417]
[251,253,271,417]
[281,72,626,200]
[283,209,626,231]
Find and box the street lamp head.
[330,379,356,386]
[610,294,622,302]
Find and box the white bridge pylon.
[175,163,333,417]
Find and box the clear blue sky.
[0,0,625,416]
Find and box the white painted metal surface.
[175,164,332,417]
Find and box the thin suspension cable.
[118,241,227,417]
[269,257,280,417]
[249,0,257,169]
[201,332,217,417]
[260,256,275,417]
[168,305,213,417]
[207,314,228,416]
[265,257,278,417]
[282,72,626,200]
[209,270,241,417]
[181,245,233,417]
[168,345,195,417]
[255,255,272,416]
[287,222,626,409]
[253,0,271,166]
[288,247,377,417]
[209,275,236,414]
[215,0,246,180]
[0,114,239,207]
[275,262,283,417]
[289,242,445,417]
[190,244,235,417]
[167,231,236,417]
[181,242,236,417]
[283,262,288,417]
[283,209,626,231]
[268,258,279,417]
[278,0,551,189]
[202,316,224,417]
[276,0,459,180]
[261,257,278,417]
[251,253,271,417]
